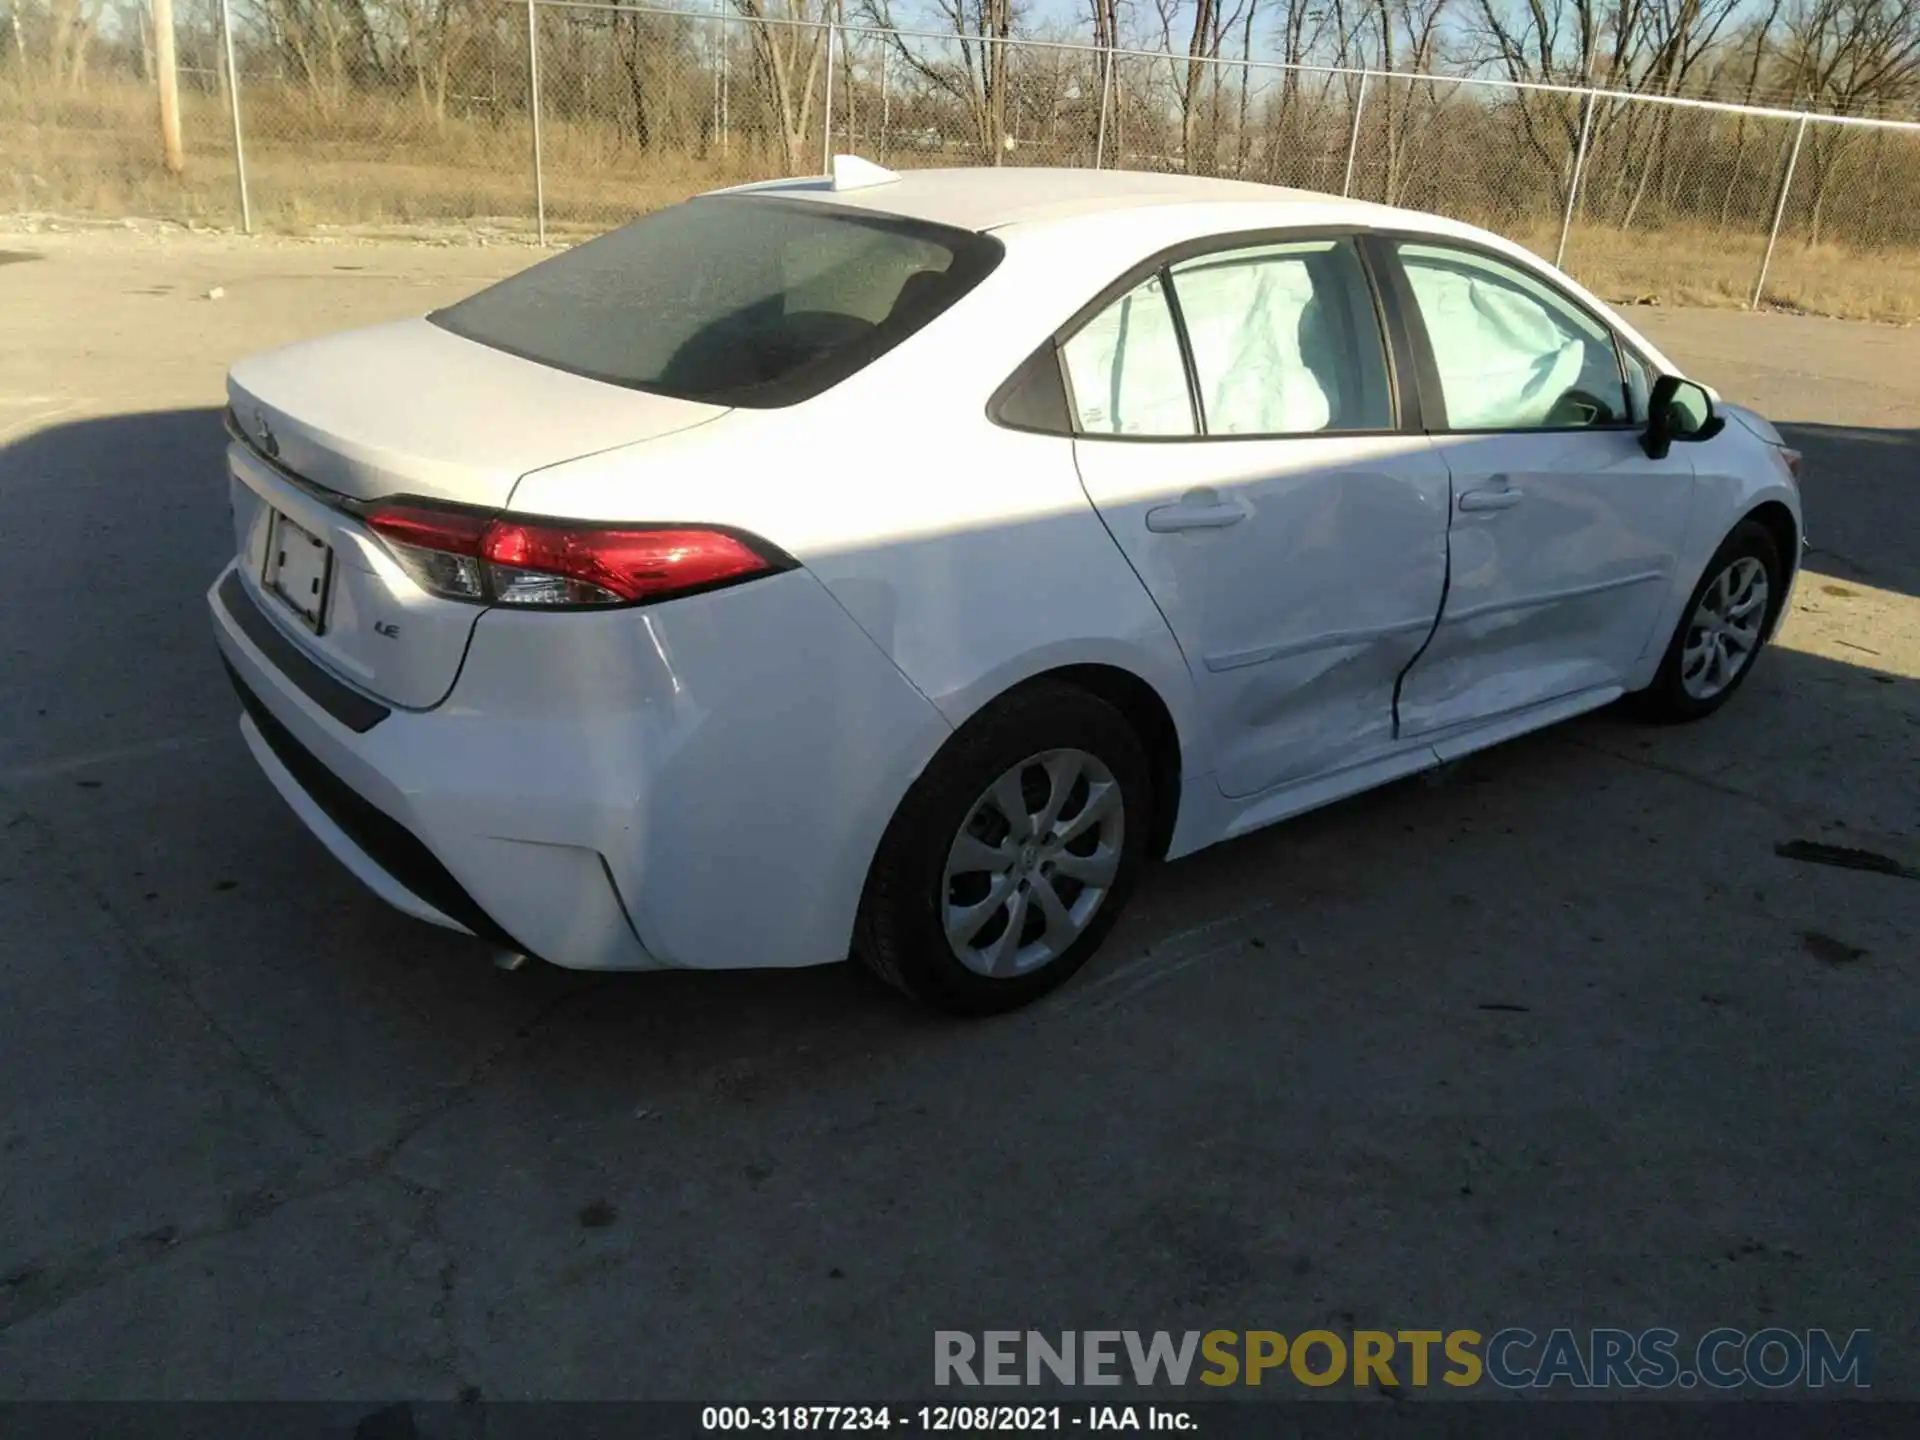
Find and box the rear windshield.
[429,194,1002,407]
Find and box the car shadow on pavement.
[1775,421,1920,599]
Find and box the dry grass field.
[4,82,758,234]
[1536,221,1920,323]
[10,78,1920,320]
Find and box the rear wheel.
[1632,519,1784,722]
[855,681,1152,1015]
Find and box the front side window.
[429,195,1001,406]
[1167,239,1393,435]
[1060,274,1195,437]
[1396,242,1629,431]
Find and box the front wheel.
[1632,519,1784,722]
[855,681,1152,1015]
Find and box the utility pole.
[152,0,185,173]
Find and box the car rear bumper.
[210,564,661,969]
[224,656,518,945]
[209,557,955,973]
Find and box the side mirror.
[1642,374,1723,459]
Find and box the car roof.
[703,161,1685,379]
[710,164,1413,234]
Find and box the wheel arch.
[1037,663,1185,861]
[1743,499,1801,637]
[850,658,1188,1009]
[909,660,1192,864]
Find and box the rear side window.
[1168,239,1392,435]
[1053,235,1393,440]
[430,195,1002,407]
[1060,275,1196,437]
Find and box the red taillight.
[486,522,772,604]
[361,502,491,555]
[362,500,789,608]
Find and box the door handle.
[1458,486,1524,512]
[1145,490,1251,532]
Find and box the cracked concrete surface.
[0,234,1915,1400]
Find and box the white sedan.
[208,161,1804,1013]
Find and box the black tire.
[1630,518,1785,723]
[854,680,1153,1016]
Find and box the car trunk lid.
[227,317,727,506]
[223,319,728,709]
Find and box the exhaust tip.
[492,949,533,973]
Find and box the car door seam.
[1390,471,1454,741]
[1075,439,1205,721]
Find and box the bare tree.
[1468,0,1653,209]
[1779,0,1920,238]
[390,0,483,125]
[1087,0,1119,143]
[44,0,105,86]
[1610,0,1748,226]
[1365,0,1453,203]
[731,0,833,171]
[617,0,654,148]
[1715,0,1786,228]
[857,0,1019,160]
[1152,0,1250,173]
[254,0,382,106]
[1232,0,1260,174]
[1262,0,1343,182]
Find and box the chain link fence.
[6,0,1920,317]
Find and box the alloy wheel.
[942,748,1126,978]
[1680,555,1770,701]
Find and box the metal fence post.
[1752,114,1808,310]
[1342,72,1369,198]
[991,35,1006,165]
[841,21,855,151]
[1554,89,1594,270]
[710,10,722,158]
[217,0,250,233]
[526,0,546,246]
[1094,46,1113,168]
[821,22,837,173]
